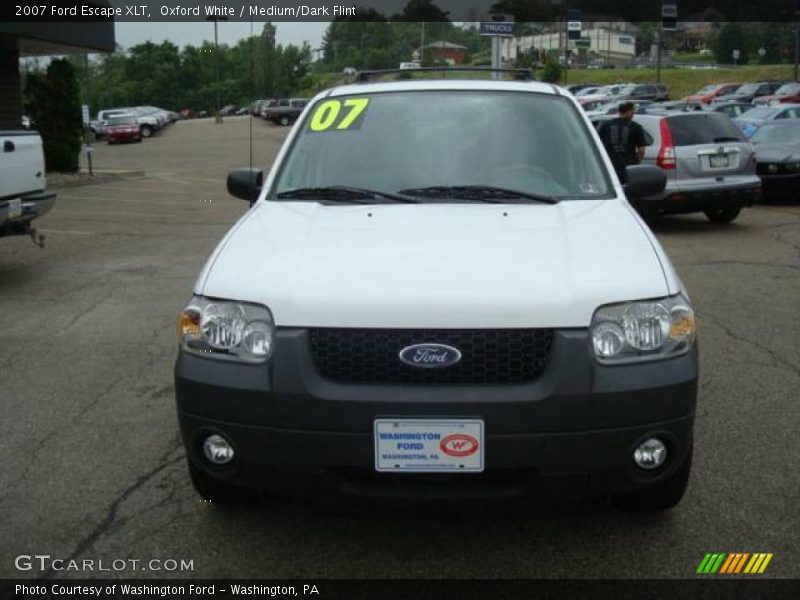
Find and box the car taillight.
[656,119,676,170]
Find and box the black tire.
[704,207,741,223]
[140,125,153,138]
[188,462,258,504]
[613,447,692,513]
[278,115,290,126]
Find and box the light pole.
[205,16,227,123]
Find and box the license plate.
[8,198,22,219]
[374,419,484,472]
[709,154,729,168]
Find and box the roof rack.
[356,67,536,83]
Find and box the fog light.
[633,438,667,470]
[202,434,235,465]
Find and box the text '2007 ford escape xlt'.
[175,71,698,512]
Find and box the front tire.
[613,447,692,513]
[704,207,741,223]
[188,462,258,504]
[140,125,153,138]
[279,115,290,126]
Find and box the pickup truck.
[0,130,56,246]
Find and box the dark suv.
[713,81,784,105]
[619,84,670,102]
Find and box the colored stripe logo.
[697,553,773,574]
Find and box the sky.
[114,21,330,51]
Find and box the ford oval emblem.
[398,343,462,368]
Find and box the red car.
[106,114,142,144]
[684,83,740,104]
[753,81,800,105]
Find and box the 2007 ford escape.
[175,72,698,511]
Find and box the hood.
[754,143,800,163]
[198,200,672,329]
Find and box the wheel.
[188,461,258,504]
[704,207,741,223]
[613,447,692,513]
[279,115,290,126]
[140,125,153,138]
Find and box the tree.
[541,58,562,84]
[714,23,748,65]
[24,59,83,172]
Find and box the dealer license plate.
[8,198,22,219]
[374,419,484,473]
[709,154,729,168]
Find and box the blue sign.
[480,21,513,36]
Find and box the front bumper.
[175,329,698,501]
[759,173,800,199]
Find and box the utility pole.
[656,28,662,83]
[205,16,227,123]
[795,23,799,82]
[420,22,426,65]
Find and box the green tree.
[24,59,83,172]
[714,23,748,65]
[541,58,562,84]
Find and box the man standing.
[597,101,648,183]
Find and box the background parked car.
[753,81,800,105]
[712,81,784,105]
[684,83,740,104]
[105,113,142,144]
[750,119,800,200]
[708,102,756,119]
[733,104,800,138]
[649,100,705,112]
[593,110,760,223]
[265,98,308,126]
[617,83,669,102]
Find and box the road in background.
[1,116,798,578]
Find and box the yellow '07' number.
[309,98,370,132]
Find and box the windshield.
[108,116,135,125]
[740,107,778,120]
[775,83,800,94]
[735,83,759,94]
[695,85,717,94]
[751,123,800,143]
[272,91,612,201]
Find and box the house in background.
[416,41,468,66]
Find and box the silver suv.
[594,111,761,223]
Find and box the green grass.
[561,64,796,99]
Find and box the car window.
[273,91,613,201]
[741,107,778,120]
[736,84,759,94]
[751,122,800,143]
[775,83,800,94]
[666,114,745,146]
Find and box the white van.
[175,75,698,511]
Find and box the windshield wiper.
[398,185,559,204]
[276,186,418,204]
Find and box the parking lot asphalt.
[1,116,798,579]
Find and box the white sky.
[114,21,330,50]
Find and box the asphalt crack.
[38,438,184,580]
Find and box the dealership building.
[0,8,115,129]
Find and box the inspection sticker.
[374,419,484,472]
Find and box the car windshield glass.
[735,83,759,94]
[272,91,612,201]
[751,123,800,143]
[775,83,800,94]
[696,84,716,94]
[666,114,745,146]
[741,107,778,120]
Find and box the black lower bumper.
[759,173,800,199]
[175,329,698,501]
[645,185,760,215]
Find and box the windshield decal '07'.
[309,98,370,132]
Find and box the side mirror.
[227,168,264,203]
[623,165,666,199]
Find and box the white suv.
[175,74,698,512]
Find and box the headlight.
[590,295,695,364]
[179,296,274,363]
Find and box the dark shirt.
[598,117,647,180]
